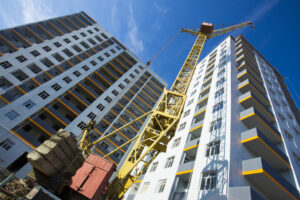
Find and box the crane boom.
[79,21,253,199]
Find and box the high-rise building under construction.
[0,12,166,177]
[125,35,300,200]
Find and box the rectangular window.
[200,171,217,190]
[110,49,116,54]
[194,82,199,88]
[77,121,86,130]
[172,138,181,148]
[129,74,135,79]
[42,46,52,52]
[5,110,19,120]
[87,112,97,120]
[124,78,130,84]
[183,109,190,118]
[216,78,225,87]
[72,35,79,40]
[88,38,96,45]
[187,99,194,106]
[73,70,81,77]
[63,38,71,43]
[80,41,90,49]
[53,42,62,47]
[112,90,119,96]
[134,69,139,74]
[101,33,108,39]
[90,60,97,66]
[178,122,186,131]
[215,88,224,98]
[156,179,167,193]
[72,45,82,53]
[51,83,61,91]
[0,139,15,150]
[284,130,293,142]
[80,32,87,37]
[23,100,35,109]
[38,91,50,99]
[164,156,175,168]
[210,118,222,131]
[104,52,110,57]
[118,84,125,89]
[191,90,196,96]
[63,76,72,83]
[105,96,112,103]
[0,61,13,69]
[206,140,220,157]
[40,58,54,68]
[98,56,104,61]
[95,35,103,42]
[30,50,41,57]
[82,65,90,71]
[16,55,27,63]
[150,162,158,172]
[62,48,74,57]
[213,101,224,113]
[52,53,64,62]
[97,103,105,111]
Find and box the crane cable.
[146,30,181,66]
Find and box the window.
[90,60,97,66]
[88,38,96,45]
[113,152,120,158]
[278,113,286,121]
[156,179,167,193]
[105,96,112,103]
[52,53,64,62]
[215,88,224,98]
[0,77,12,90]
[87,112,97,120]
[97,103,105,111]
[293,152,300,167]
[82,65,90,71]
[104,52,110,57]
[213,101,224,113]
[210,118,222,131]
[42,46,52,52]
[140,182,150,193]
[216,77,225,87]
[206,140,220,157]
[129,74,135,79]
[11,70,29,81]
[63,38,71,43]
[95,35,103,42]
[0,61,12,69]
[150,162,158,172]
[72,35,79,40]
[172,138,181,148]
[73,70,81,77]
[5,110,19,120]
[97,56,104,61]
[62,49,74,57]
[77,121,86,130]
[200,171,217,190]
[101,33,108,39]
[116,46,121,50]
[30,50,40,57]
[94,27,99,32]
[53,42,62,47]
[118,84,125,89]
[23,100,35,109]
[194,82,199,88]
[0,139,15,150]
[187,99,194,106]
[112,90,119,96]
[134,69,139,74]
[101,142,108,149]
[178,122,186,131]
[80,32,87,37]
[183,109,190,118]
[72,45,82,53]
[164,156,175,168]
[40,58,54,68]
[80,41,90,49]
[51,83,61,91]
[88,30,93,34]
[124,78,130,84]
[110,49,116,54]
[38,91,49,99]
[217,69,225,77]
[293,126,300,135]
[63,76,72,83]
[191,90,196,96]
[16,55,27,63]
[130,183,141,195]
[138,65,144,70]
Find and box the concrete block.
[50,135,75,160]
[36,144,64,172]
[56,129,79,154]
[27,151,58,177]
[43,140,71,165]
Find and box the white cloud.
[153,2,169,14]
[247,0,280,22]
[127,1,144,53]
[0,0,56,28]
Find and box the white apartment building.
[125,35,300,200]
[0,12,167,178]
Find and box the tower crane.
[79,21,253,199]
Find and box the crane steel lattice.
[80,21,253,199]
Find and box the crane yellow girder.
[79,21,253,199]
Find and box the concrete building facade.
[0,12,166,177]
[125,35,300,200]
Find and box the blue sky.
[0,0,299,107]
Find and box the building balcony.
[197,93,209,108]
[200,85,210,97]
[240,107,281,144]
[229,186,266,200]
[202,76,212,88]
[239,91,274,123]
[238,79,266,97]
[47,107,72,125]
[177,161,195,176]
[189,120,203,140]
[237,68,263,86]
[241,128,290,170]
[236,60,260,77]
[194,104,206,117]
[242,157,299,200]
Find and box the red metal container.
[68,154,116,200]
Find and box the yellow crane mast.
[80,21,253,199]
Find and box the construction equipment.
[79,21,253,199]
